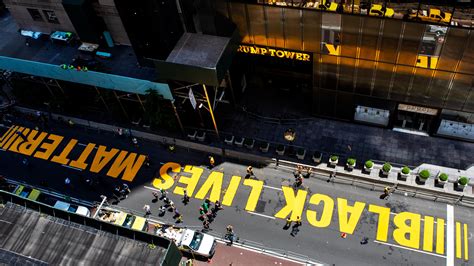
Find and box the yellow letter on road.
[306,193,334,228]
[89,145,119,173]
[17,130,48,156]
[195,171,224,203]
[222,175,242,206]
[274,186,308,221]
[368,204,391,242]
[393,212,421,249]
[153,162,181,190]
[106,151,146,182]
[243,179,264,212]
[33,133,64,161]
[337,198,366,234]
[174,165,203,196]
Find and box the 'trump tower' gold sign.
[237,45,311,62]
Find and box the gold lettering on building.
[237,45,311,61]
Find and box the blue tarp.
[0,56,173,99]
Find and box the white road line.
[61,165,83,171]
[144,186,160,192]
[247,211,275,220]
[374,240,447,258]
[263,185,282,191]
[78,143,98,149]
[0,219,13,224]
[446,204,454,266]
[0,149,5,152]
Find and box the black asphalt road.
[0,119,472,266]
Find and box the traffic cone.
[341,232,347,239]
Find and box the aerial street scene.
[0,0,473,265]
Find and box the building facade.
[1,0,474,141]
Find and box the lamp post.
[201,84,220,139]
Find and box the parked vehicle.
[53,200,91,217]
[315,0,338,12]
[155,224,217,258]
[369,4,394,17]
[407,9,452,24]
[97,210,148,232]
[14,185,41,201]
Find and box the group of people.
[199,198,224,231]
[293,165,312,187]
[151,189,184,223]
[112,183,131,202]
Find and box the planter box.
[364,165,373,174]
[398,172,409,181]
[297,149,306,160]
[187,130,197,141]
[244,139,255,149]
[329,159,338,166]
[417,176,428,184]
[259,142,270,153]
[234,137,245,147]
[224,135,234,145]
[196,131,206,142]
[346,163,355,170]
[276,145,285,155]
[380,169,391,177]
[312,152,322,163]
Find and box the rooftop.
[0,12,172,98]
[0,202,168,265]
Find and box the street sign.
[189,88,197,109]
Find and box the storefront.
[394,103,439,133]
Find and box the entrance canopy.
[153,32,238,87]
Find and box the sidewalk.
[220,107,474,170]
[186,242,304,266]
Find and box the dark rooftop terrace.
[0,12,156,82]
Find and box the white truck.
[155,224,217,258]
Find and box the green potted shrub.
[329,155,338,166]
[418,169,430,184]
[381,162,391,176]
[364,160,374,173]
[398,166,411,181]
[437,173,448,186]
[346,158,356,170]
[457,176,469,189]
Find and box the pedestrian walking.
[284,217,292,230]
[175,214,183,224]
[169,202,176,212]
[202,199,210,212]
[143,204,151,216]
[117,128,123,137]
[163,197,171,205]
[64,177,71,187]
[245,166,254,179]
[294,175,303,187]
[226,225,235,245]
[113,185,121,201]
[144,155,150,167]
[132,137,139,148]
[182,190,190,205]
[303,167,312,179]
[199,207,206,221]
[380,185,396,200]
[152,191,159,202]
[120,183,130,198]
[211,200,223,214]
[158,205,166,216]
[290,217,302,237]
[203,220,210,231]
[22,158,29,166]
[173,209,181,219]
[294,165,303,178]
[209,156,215,168]
[327,170,336,183]
[67,119,74,127]
[160,189,168,200]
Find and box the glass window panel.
[427,70,453,107]
[341,15,361,58]
[283,8,302,50]
[379,20,403,63]
[354,59,375,95]
[338,57,355,92]
[302,10,321,53]
[372,62,394,99]
[457,32,474,75]
[409,68,434,104]
[321,13,341,55]
[318,89,336,117]
[215,0,229,18]
[248,4,267,46]
[437,27,468,72]
[390,65,414,100]
[228,3,251,44]
[265,6,284,48]
[398,22,425,67]
[359,17,381,61]
[444,73,472,110]
[320,54,338,90]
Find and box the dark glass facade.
[216,1,474,125]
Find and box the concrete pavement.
[0,121,472,265]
